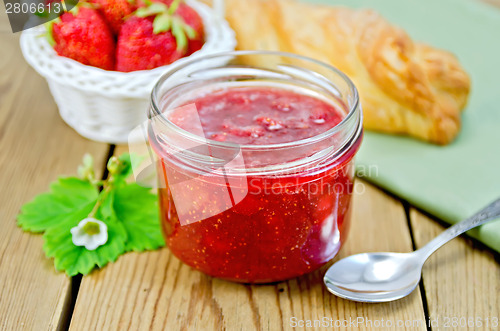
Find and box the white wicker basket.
[20,0,236,144]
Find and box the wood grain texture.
[0,11,109,330]
[70,170,426,330]
[410,209,500,331]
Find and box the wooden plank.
[410,210,500,330]
[70,156,426,331]
[0,11,110,330]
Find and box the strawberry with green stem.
[155,0,204,54]
[173,1,204,55]
[89,0,138,35]
[116,0,199,72]
[47,4,115,70]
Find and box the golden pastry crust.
[204,0,471,144]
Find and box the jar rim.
[150,50,361,151]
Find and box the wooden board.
[0,11,110,330]
[70,151,426,331]
[410,210,500,330]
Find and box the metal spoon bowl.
[324,198,500,303]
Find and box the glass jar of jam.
[149,51,362,283]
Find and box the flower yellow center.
[82,221,100,235]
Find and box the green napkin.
[303,0,500,252]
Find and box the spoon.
[324,197,500,303]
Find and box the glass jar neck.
[149,51,362,176]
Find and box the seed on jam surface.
[271,101,293,112]
[255,116,284,131]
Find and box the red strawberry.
[50,7,115,70]
[89,0,137,35]
[155,0,204,54]
[116,0,198,72]
[116,16,182,71]
[175,3,204,55]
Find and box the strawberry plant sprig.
[134,0,196,51]
[17,153,165,277]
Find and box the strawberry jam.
[153,86,361,283]
[168,87,344,145]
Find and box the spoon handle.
[418,197,500,260]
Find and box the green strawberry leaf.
[135,7,151,17]
[43,210,127,277]
[183,23,196,40]
[18,152,164,276]
[168,0,181,14]
[153,13,172,34]
[135,3,168,17]
[44,21,57,47]
[172,18,187,52]
[117,152,143,181]
[18,178,98,233]
[114,183,165,251]
[99,189,116,221]
[42,202,94,259]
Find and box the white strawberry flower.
[71,218,108,250]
